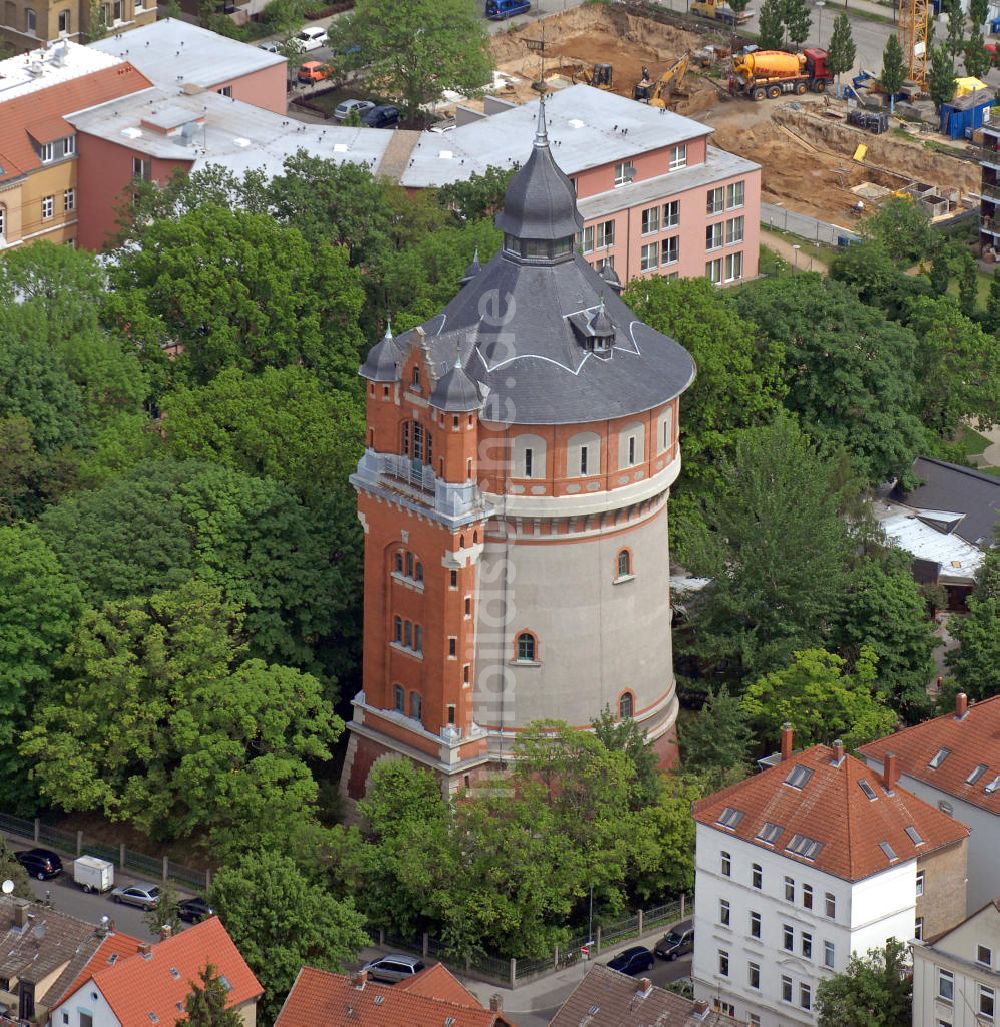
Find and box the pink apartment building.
[401,85,761,285]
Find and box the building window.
[448,637,457,657]
[707,187,724,215]
[719,899,730,926]
[596,220,614,248]
[717,950,729,977]
[404,621,412,647]
[25,6,36,31]
[393,684,404,712]
[516,631,537,662]
[641,206,659,234]
[980,985,995,1020]
[916,870,925,897]
[727,180,745,209]
[663,200,679,228]
[720,851,731,877]
[413,625,422,653]
[752,864,762,890]
[669,143,687,170]
[939,800,953,815]
[750,911,761,938]
[524,447,533,478]
[58,7,69,29]
[706,222,724,250]
[726,215,744,244]
[939,969,954,1002]
[579,445,589,475]
[725,251,743,282]
[415,562,423,583]
[394,552,404,574]
[627,435,636,465]
[800,984,811,1011]
[41,141,56,162]
[401,421,410,456]
[979,945,993,967]
[705,258,722,285]
[581,225,594,254]
[449,569,457,590]
[749,1017,761,1027]
[661,235,679,265]
[803,883,813,910]
[825,892,836,919]
[748,962,760,989]
[393,616,402,643]
[614,160,635,187]
[640,242,658,272]
[784,877,795,902]
[618,691,634,720]
[915,917,924,940]
[409,691,422,721]
[464,596,471,617]
[63,188,75,212]
[132,157,149,181]
[617,550,631,579]
[462,664,469,684]
[217,85,233,97]
[41,196,54,220]
[801,932,813,960]
[0,204,4,239]
[405,552,413,578]
[824,940,835,969]
[782,976,793,1003]
[783,925,794,951]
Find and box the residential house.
[859,692,1000,913]
[691,730,969,1026]
[275,963,515,1026]
[912,897,1000,1027]
[550,964,740,1026]
[49,916,263,1026]
[0,0,153,56]
[0,897,140,1024]
[0,39,150,248]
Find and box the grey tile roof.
[360,327,404,382]
[429,357,482,412]
[901,456,1000,548]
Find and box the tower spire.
[534,91,549,148]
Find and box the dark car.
[361,104,400,129]
[176,896,215,923]
[14,848,63,880]
[607,945,655,976]
[654,919,695,960]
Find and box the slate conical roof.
[459,248,481,287]
[360,324,403,382]
[494,97,582,242]
[429,352,481,412]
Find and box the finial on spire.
[534,92,549,148]
[384,318,393,340]
[472,246,479,266]
[454,343,462,370]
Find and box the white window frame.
[916,870,925,897]
[41,195,54,220]
[719,899,730,926]
[939,969,954,1002]
[663,200,679,228]
[596,219,614,248]
[824,940,835,968]
[706,258,722,285]
[724,251,743,283]
[727,179,745,209]
[750,910,761,938]
[640,242,658,272]
[706,222,724,251]
[748,961,760,989]
[641,205,659,234]
[614,160,635,187]
[669,143,687,170]
[63,187,75,212]
[981,984,996,1020]
[40,141,54,162]
[726,215,744,244]
[707,186,724,215]
[720,851,731,877]
[581,225,595,254]
[661,235,679,266]
[63,134,76,156]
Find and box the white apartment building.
[692,731,969,1026]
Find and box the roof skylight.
[928,747,951,769]
[904,826,924,845]
[786,833,823,860]
[785,764,814,790]
[858,779,878,801]
[717,806,744,830]
[967,764,989,786]
[879,841,897,861]
[756,822,783,845]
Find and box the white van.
[293,26,328,52]
[73,855,114,894]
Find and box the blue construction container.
[939,89,996,139]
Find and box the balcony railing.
[983,145,1000,166]
[982,184,1000,202]
[982,216,1000,236]
[380,452,435,494]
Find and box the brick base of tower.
[650,721,680,770]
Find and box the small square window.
[939,969,954,1002]
[979,945,993,967]
[751,863,762,889]
[717,950,729,977]
[783,925,794,951]
[720,851,731,877]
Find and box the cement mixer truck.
[728,48,833,99]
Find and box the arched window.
[617,550,631,578]
[415,562,423,584]
[393,616,402,643]
[401,421,410,456]
[58,7,69,30]
[619,691,634,720]
[411,365,421,387]
[405,552,414,578]
[410,691,422,721]
[473,530,478,544]
[414,625,423,653]
[394,551,403,574]
[404,621,412,647]
[516,631,537,662]
[393,684,405,712]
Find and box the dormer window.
[504,234,575,260]
[411,366,421,388]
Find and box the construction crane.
[633,53,690,107]
[897,0,928,90]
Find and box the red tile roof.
[0,62,151,183]
[693,743,969,882]
[59,916,262,1023]
[59,930,145,1000]
[397,962,482,1007]
[859,694,1000,817]
[274,966,514,1027]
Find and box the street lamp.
[815,0,825,47]
[792,243,801,270]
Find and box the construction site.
[485,4,983,229]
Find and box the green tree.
[438,165,518,220]
[176,963,243,1026]
[946,0,966,56]
[928,43,957,110]
[971,0,990,25]
[109,205,365,390]
[957,249,980,315]
[826,13,857,87]
[0,526,83,812]
[782,0,812,46]
[930,240,958,295]
[681,413,855,683]
[210,850,367,1023]
[758,0,786,49]
[945,595,1000,700]
[0,837,32,898]
[21,580,343,847]
[740,647,897,750]
[335,0,492,125]
[881,33,906,112]
[634,773,702,900]
[986,267,1000,332]
[816,938,912,1026]
[678,686,755,787]
[859,198,934,264]
[591,706,661,807]
[146,880,182,936]
[966,27,992,77]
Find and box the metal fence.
[373,895,692,990]
[762,201,861,246]
[0,812,210,893]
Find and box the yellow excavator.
[633,53,689,108]
[575,63,614,90]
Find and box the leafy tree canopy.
[176,962,243,1026]
[881,33,906,109]
[678,685,755,787]
[929,44,957,110]
[816,938,912,1026]
[945,594,1000,701]
[826,13,857,80]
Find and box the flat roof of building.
[67,87,394,175]
[399,84,713,188]
[875,499,984,584]
[0,39,125,103]
[89,18,284,89]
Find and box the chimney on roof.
[884,752,898,794]
[781,722,794,762]
[635,978,653,998]
[956,692,969,720]
[832,739,845,765]
[138,942,152,956]
[13,901,30,930]
[489,994,503,1012]
[691,1000,710,1021]
[159,925,172,942]
[351,970,368,990]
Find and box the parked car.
[176,896,215,923]
[291,26,328,52]
[14,848,63,881]
[361,954,426,984]
[257,40,279,52]
[334,98,375,122]
[297,60,331,84]
[607,945,655,976]
[654,919,695,960]
[110,882,161,911]
[361,104,400,129]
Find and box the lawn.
[953,424,992,458]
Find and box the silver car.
[110,882,161,911]
[334,98,375,122]
[361,954,425,984]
